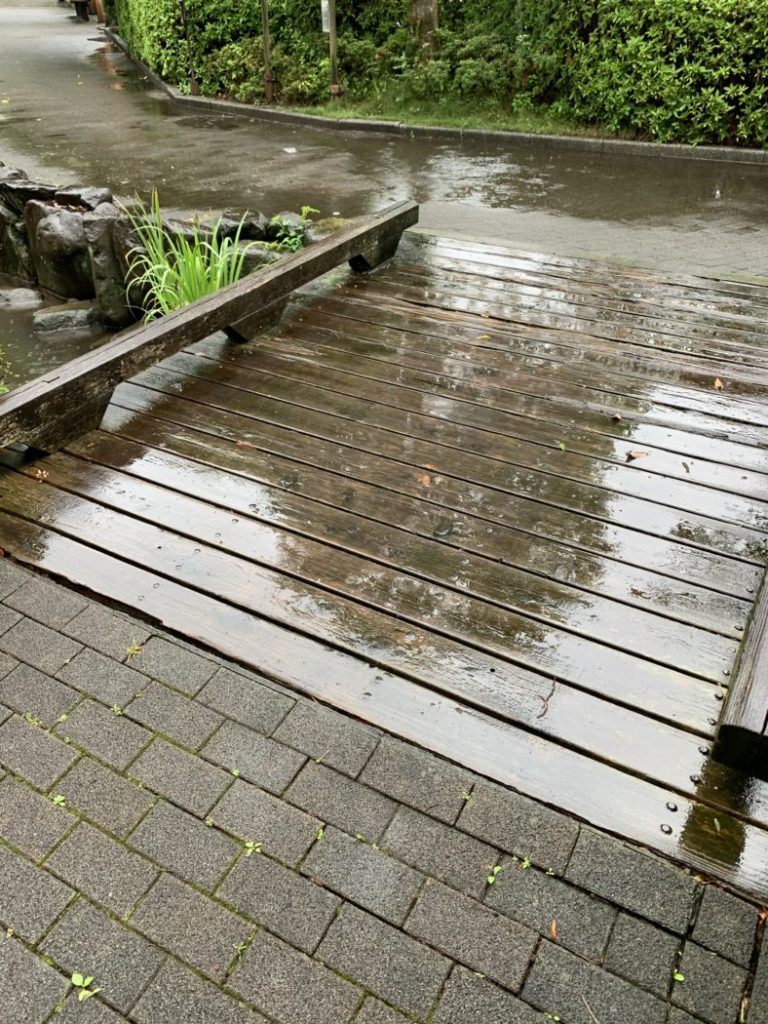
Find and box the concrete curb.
[104,29,768,167]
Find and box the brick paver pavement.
[0,560,764,1024]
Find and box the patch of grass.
[288,94,615,139]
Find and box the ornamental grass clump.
[125,190,256,321]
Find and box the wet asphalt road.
[0,0,767,278]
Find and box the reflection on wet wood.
[2,232,768,897]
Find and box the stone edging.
[103,28,768,167]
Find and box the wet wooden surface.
[3,232,768,897]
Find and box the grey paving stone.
[604,913,680,997]
[0,558,30,600]
[458,782,579,874]
[128,636,218,694]
[434,966,543,1024]
[56,993,128,1024]
[45,822,158,916]
[0,652,16,679]
[55,757,155,837]
[129,800,238,890]
[318,903,451,1019]
[273,702,379,777]
[0,604,21,637]
[125,681,222,749]
[750,937,768,1022]
[219,852,340,953]
[0,775,73,859]
[671,942,748,1024]
[5,577,88,629]
[0,662,78,727]
[130,738,232,817]
[229,929,361,1024]
[693,886,758,967]
[523,940,667,1024]
[406,878,537,991]
[57,648,148,708]
[40,899,166,1013]
[212,779,320,865]
[0,713,78,789]
[565,829,699,933]
[354,998,410,1024]
[197,666,294,734]
[131,874,252,981]
[360,736,472,824]
[0,931,70,1024]
[0,842,73,942]
[0,616,81,674]
[382,803,497,899]
[303,826,423,926]
[63,603,151,662]
[202,719,305,794]
[56,699,151,770]
[485,859,616,961]
[132,959,268,1024]
[668,1011,706,1024]
[286,761,396,841]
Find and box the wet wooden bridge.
[3,207,768,897]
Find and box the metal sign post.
[261,0,274,103]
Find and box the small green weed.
[125,641,143,657]
[486,865,503,885]
[244,841,262,857]
[71,973,101,1002]
[673,970,685,983]
[264,205,318,253]
[51,795,66,807]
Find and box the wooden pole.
[328,0,339,100]
[177,0,200,96]
[260,0,274,104]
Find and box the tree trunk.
[408,0,439,55]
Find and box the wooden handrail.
[0,199,418,453]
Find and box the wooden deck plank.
[135,359,768,537]
[3,507,768,898]
[407,247,768,330]
[304,295,768,428]
[386,261,768,350]
[266,315,768,474]
[0,458,729,718]
[69,426,750,639]
[110,387,763,597]
[196,334,768,498]
[350,274,768,371]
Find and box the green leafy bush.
[108,0,768,146]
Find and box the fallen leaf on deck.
[478,334,491,340]
[236,440,255,448]
[682,462,691,474]
[714,378,724,390]
[550,919,559,941]
[625,450,649,462]
[423,463,437,470]
[611,412,622,423]
[418,473,432,486]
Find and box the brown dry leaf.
[549,919,559,941]
[625,450,649,462]
[611,412,622,423]
[423,463,437,470]
[759,907,768,923]
[236,440,255,448]
[418,473,432,486]
[714,378,724,390]
[477,334,491,340]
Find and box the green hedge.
[109,0,768,146]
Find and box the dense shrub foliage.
[108,0,768,146]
